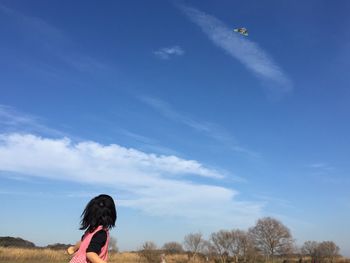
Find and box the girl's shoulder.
[88,225,109,232]
[92,229,108,240]
[82,227,108,240]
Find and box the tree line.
[138,217,341,263]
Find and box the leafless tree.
[209,229,259,263]
[302,240,340,263]
[183,232,204,260]
[248,217,294,262]
[318,241,340,263]
[210,230,233,263]
[138,241,159,263]
[301,241,319,259]
[292,245,303,263]
[201,240,217,262]
[234,230,258,263]
[228,230,241,262]
[162,241,184,254]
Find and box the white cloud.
[180,5,293,94]
[0,133,263,226]
[154,46,184,59]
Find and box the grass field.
[0,247,190,263]
[1,247,349,263]
[0,247,135,263]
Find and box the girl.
[67,194,117,263]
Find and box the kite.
[234,27,248,36]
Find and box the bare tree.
[201,240,217,262]
[234,230,257,263]
[318,241,340,263]
[138,241,159,263]
[248,217,294,262]
[229,230,241,263]
[244,241,260,263]
[210,230,233,263]
[162,241,184,254]
[292,245,303,263]
[209,229,257,263]
[184,232,204,260]
[301,241,319,259]
[302,240,340,263]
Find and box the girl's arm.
[67,241,81,255]
[86,252,107,263]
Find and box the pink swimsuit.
[70,226,110,263]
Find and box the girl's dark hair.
[80,194,117,232]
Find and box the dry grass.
[0,247,70,262]
[108,251,140,263]
[0,247,349,263]
[0,247,190,263]
[336,258,350,263]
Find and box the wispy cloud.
[307,162,341,184]
[0,133,263,225]
[116,128,180,156]
[139,95,233,141]
[308,162,335,171]
[180,5,292,95]
[0,105,66,137]
[254,194,294,209]
[139,95,258,157]
[154,46,185,59]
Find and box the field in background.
[0,247,189,263]
[1,247,350,263]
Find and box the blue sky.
[1,0,350,255]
